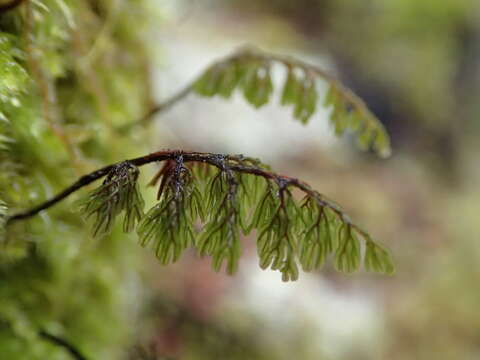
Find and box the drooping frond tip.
[79,151,394,281]
[193,46,391,158]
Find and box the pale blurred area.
[136,1,480,359]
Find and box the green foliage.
[0,32,26,151]
[364,238,395,274]
[281,66,317,124]
[0,32,28,104]
[193,47,391,157]
[197,167,241,275]
[0,0,155,358]
[324,84,390,156]
[81,154,394,281]
[81,162,145,236]
[137,158,199,265]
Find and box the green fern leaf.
[364,238,395,274]
[81,162,144,236]
[334,225,361,273]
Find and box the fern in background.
[193,46,391,158]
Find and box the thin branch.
[0,0,26,13]
[6,150,368,238]
[137,82,193,126]
[7,164,115,222]
[39,330,88,360]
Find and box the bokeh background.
[2,0,480,359]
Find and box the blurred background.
[2,0,480,359]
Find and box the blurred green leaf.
[364,238,395,274]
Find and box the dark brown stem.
[6,149,368,238]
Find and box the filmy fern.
[193,46,391,158]
[75,151,393,281]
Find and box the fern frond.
[193,46,391,157]
[137,157,198,265]
[76,151,393,280]
[10,148,393,281]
